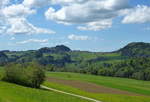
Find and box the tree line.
[49,57,150,81]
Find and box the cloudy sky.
[0,0,150,52]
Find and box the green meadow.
[45,72,150,102]
[0,81,91,102]
[46,72,150,96]
[0,68,90,102]
[1,67,150,102]
[44,81,150,102]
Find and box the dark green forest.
[1,42,150,81]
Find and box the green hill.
[118,42,150,57]
[1,42,150,81]
[2,42,150,66]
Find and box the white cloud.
[2,4,36,18]
[78,19,112,31]
[68,34,89,40]
[0,0,10,8]
[1,0,150,34]
[122,5,150,24]
[50,0,90,5]
[6,18,55,35]
[0,2,55,35]
[0,0,10,33]
[45,0,129,31]
[50,0,78,4]
[17,39,48,44]
[23,0,50,8]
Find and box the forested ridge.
[0,42,150,81]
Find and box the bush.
[132,72,145,80]
[144,69,150,81]
[98,68,114,76]
[2,63,45,88]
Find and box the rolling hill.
[0,42,150,81]
[118,42,150,57]
[1,42,150,66]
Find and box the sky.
[0,0,150,52]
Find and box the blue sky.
[0,0,150,52]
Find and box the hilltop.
[118,42,150,57]
[1,42,150,65]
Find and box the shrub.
[2,63,45,88]
[132,72,145,80]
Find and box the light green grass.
[0,81,91,102]
[68,52,123,62]
[46,72,150,96]
[44,82,150,102]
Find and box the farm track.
[41,85,101,102]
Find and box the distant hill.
[118,42,150,57]
[39,45,71,53]
[1,42,150,66]
[0,42,150,81]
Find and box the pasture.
[45,72,150,102]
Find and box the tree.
[2,63,45,88]
[45,64,55,71]
[0,52,8,65]
[38,56,54,65]
[132,72,145,80]
[115,67,134,78]
[98,68,114,76]
[26,63,45,88]
[143,69,150,81]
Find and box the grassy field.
[0,68,90,102]
[45,72,150,102]
[0,81,91,102]
[1,67,150,102]
[46,72,150,96]
[44,81,150,102]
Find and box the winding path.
[41,85,101,102]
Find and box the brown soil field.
[47,77,145,96]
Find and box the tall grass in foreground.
[0,81,91,102]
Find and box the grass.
[0,81,91,102]
[0,68,90,102]
[46,72,150,96]
[68,51,123,62]
[44,81,150,102]
[1,67,150,102]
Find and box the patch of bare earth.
[47,77,145,96]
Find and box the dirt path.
[41,85,101,102]
[47,77,144,96]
